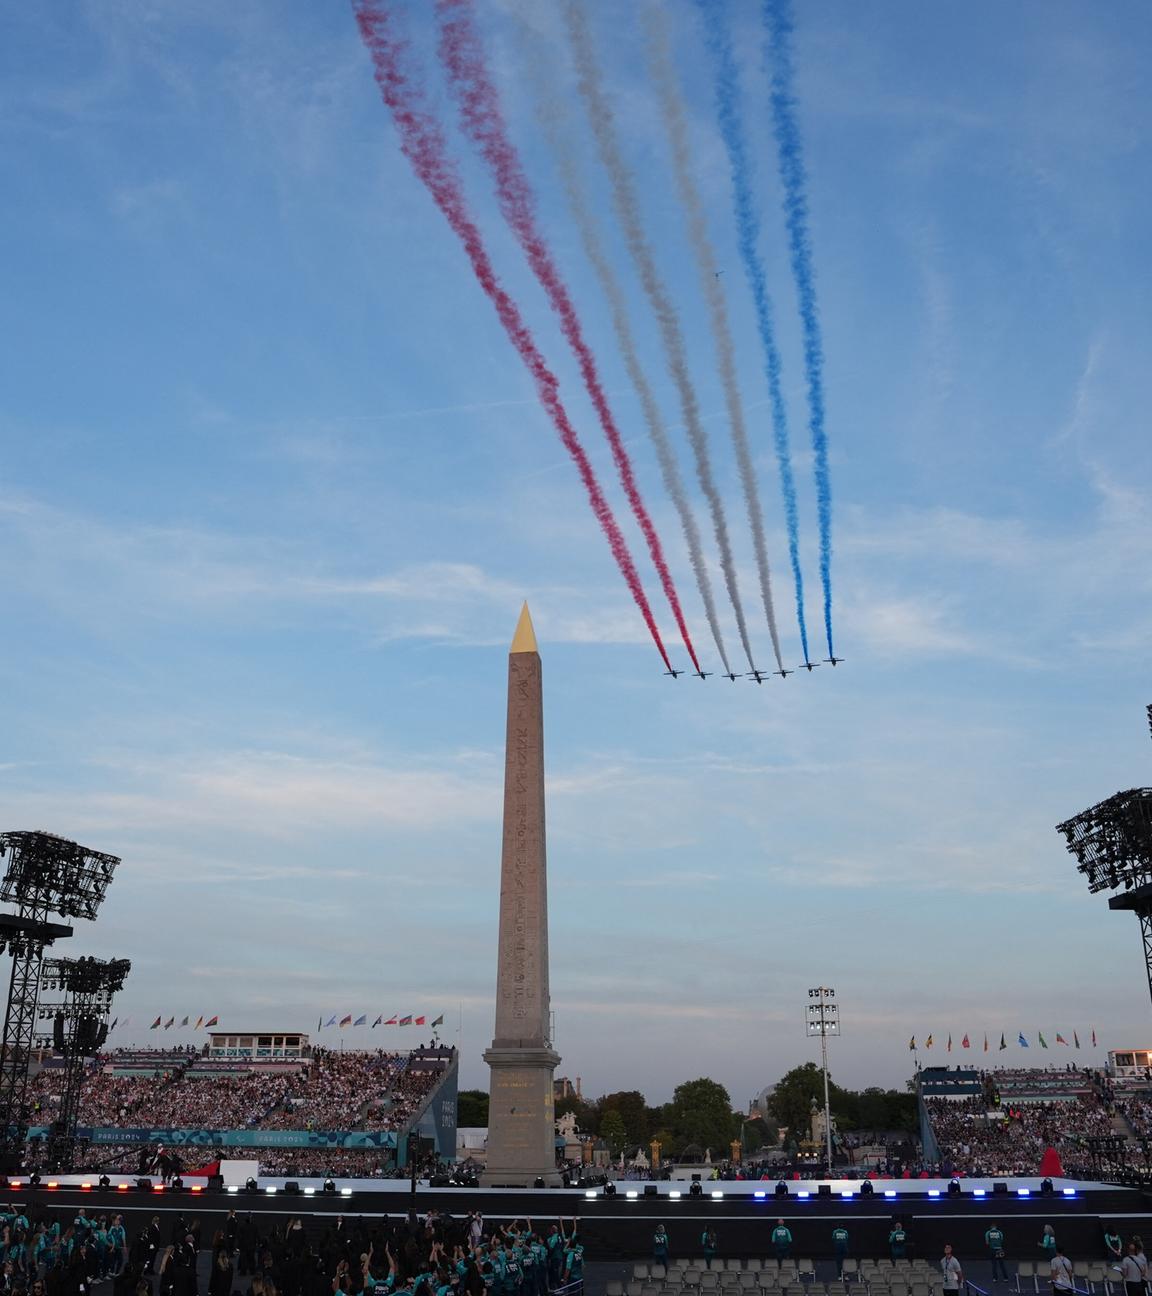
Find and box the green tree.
[598,1090,649,1146]
[669,1077,740,1157]
[456,1089,489,1127]
[600,1108,628,1154]
[768,1062,852,1134]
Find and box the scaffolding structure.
[0,832,120,1166]
[1057,707,1152,1010]
[37,955,130,1170]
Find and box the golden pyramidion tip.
[510,601,538,654]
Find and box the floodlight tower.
[38,955,130,1171]
[1057,705,1152,1011]
[806,986,838,1174]
[0,832,120,1166]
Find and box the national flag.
[947,1034,952,1053]
[415,1016,426,1026]
[962,1034,970,1049]
[999,1033,1007,1050]
[984,1033,989,1053]
[110,1018,118,1032]
[325,1015,337,1027]
[204,1016,219,1028]
[194,1016,204,1030]
[909,1037,916,1051]
[1039,1032,1049,1048]
[164,1017,175,1030]
[318,1017,323,1031]
[371,1015,382,1027]
[354,1014,367,1026]
[925,1035,933,1049]
[1056,1033,1068,1045]
[399,1015,412,1026]
[339,1014,353,1027]
[180,1016,189,1028]
[150,1016,162,1030]
[1074,1030,1081,1049]
[431,1014,444,1027]
[1019,1033,1029,1047]
[1092,1028,1097,1047]
[385,1015,398,1025]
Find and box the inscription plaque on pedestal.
[481,604,561,1187]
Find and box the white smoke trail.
[644,1,785,672]
[519,34,732,675]
[563,0,758,674]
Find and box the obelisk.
[481,603,562,1187]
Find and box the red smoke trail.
[435,0,701,676]
[352,0,672,672]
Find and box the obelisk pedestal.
[481,604,562,1187]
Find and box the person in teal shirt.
[653,1225,671,1271]
[771,1221,792,1262]
[564,1238,584,1285]
[1105,1228,1124,1265]
[108,1217,127,1278]
[986,1224,1008,1282]
[832,1227,850,1277]
[701,1229,718,1269]
[889,1223,908,1261]
[1039,1226,1056,1261]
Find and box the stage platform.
[3,1174,1150,1260]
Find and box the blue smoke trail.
[694,0,809,666]
[763,0,834,658]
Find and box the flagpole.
[458,1001,462,1056]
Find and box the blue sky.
[1,0,1150,1107]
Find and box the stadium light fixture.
[340,1188,352,1197]
[927,1190,940,1198]
[753,1191,766,1200]
[884,1190,897,1198]
[805,986,839,1175]
[584,1190,597,1200]
[304,1187,316,1197]
[265,1186,278,1195]
[227,1185,239,1195]
[1062,1188,1076,1197]
[972,1188,986,1198]
[1017,1188,1030,1197]
[626,1190,639,1199]
[668,1191,682,1200]
[796,1191,810,1199]
[841,1191,854,1199]
[711,1190,724,1200]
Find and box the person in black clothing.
[142,1219,162,1276]
[237,1216,258,1277]
[224,1211,239,1256]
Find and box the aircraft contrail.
[763,0,835,658]
[644,1,784,674]
[517,26,730,677]
[352,0,674,672]
[435,0,700,675]
[564,0,758,675]
[695,0,811,666]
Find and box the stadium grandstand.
[24,1039,457,1176]
[919,1065,1139,1175]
